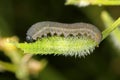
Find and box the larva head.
[26,21,53,41]
[26,35,34,42]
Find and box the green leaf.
[17,36,97,57]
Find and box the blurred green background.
[0,0,120,80]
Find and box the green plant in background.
[0,0,120,80]
[0,37,47,80]
[66,0,120,7]
[101,11,120,53]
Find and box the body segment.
[26,21,102,44]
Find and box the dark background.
[0,0,120,80]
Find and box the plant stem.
[65,0,120,6]
[0,61,16,72]
[92,0,120,5]
[101,11,114,27]
[102,17,120,41]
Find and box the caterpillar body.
[26,21,102,44]
[18,21,102,57]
